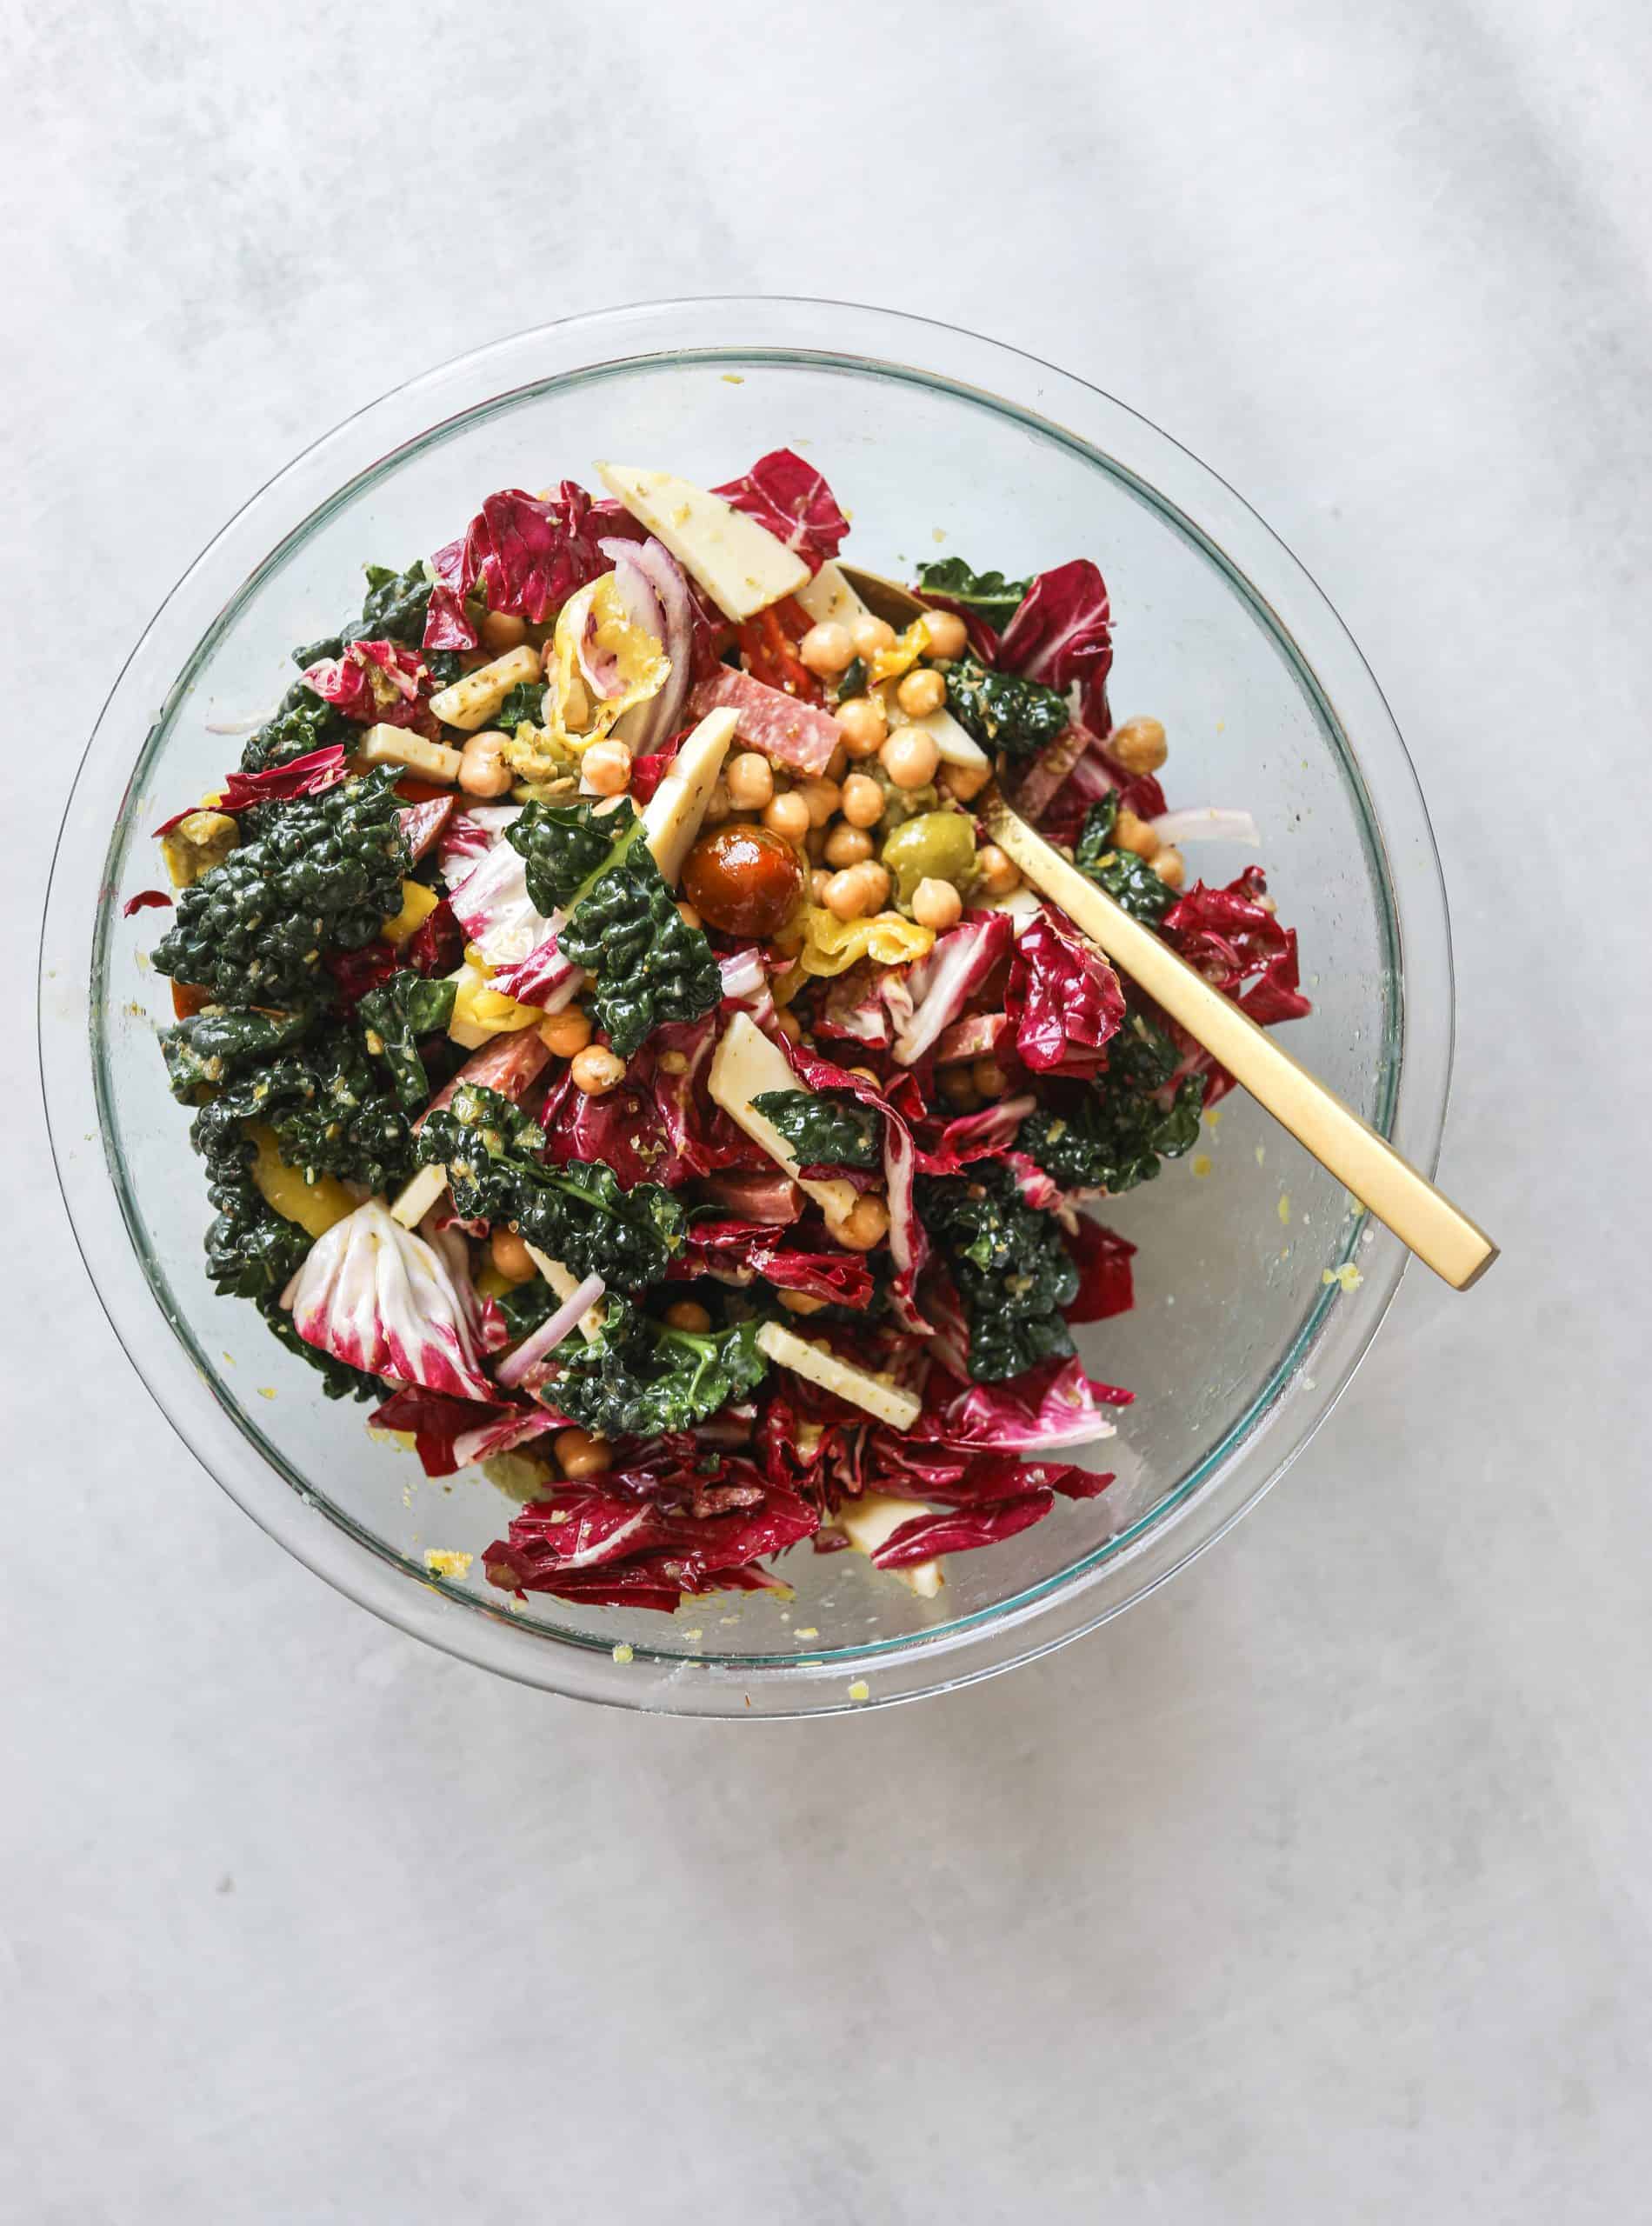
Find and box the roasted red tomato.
[683,824,805,939]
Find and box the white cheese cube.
[356,725,464,783]
[428,644,543,733]
[390,1163,449,1230]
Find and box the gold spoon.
[840,565,1497,1291]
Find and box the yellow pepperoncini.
[449,957,544,1038]
[523,573,671,763]
[868,616,936,687]
[380,878,441,946]
[245,1124,356,1238]
[781,905,936,978]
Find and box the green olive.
[880,810,977,904]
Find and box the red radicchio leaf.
[871,1493,1057,1568]
[915,1094,1038,1177]
[711,449,849,572]
[539,1065,692,1191]
[1005,907,1126,1076]
[778,1039,933,1333]
[996,558,1114,733]
[1064,1216,1136,1323]
[673,1223,876,1309]
[628,729,684,805]
[371,1387,552,1479]
[403,895,463,978]
[123,889,172,916]
[431,483,609,627]
[151,743,350,836]
[323,938,403,1012]
[1160,867,1311,1101]
[302,641,430,728]
[919,1355,1132,1454]
[889,911,1016,1070]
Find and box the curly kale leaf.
[943,655,1069,768]
[292,562,459,683]
[418,1084,685,1291]
[545,1298,769,1440]
[1073,796,1175,926]
[197,1136,314,1301]
[151,768,410,1010]
[507,796,630,915]
[189,1025,416,1193]
[1018,1016,1206,1195]
[917,1164,1079,1383]
[356,970,458,1114]
[498,1276,557,1340]
[496,679,548,731]
[915,557,1030,632]
[559,859,722,1057]
[259,1301,380,1402]
[163,1005,314,1100]
[750,1089,882,1171]
[237,681,348,776]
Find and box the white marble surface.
[6,2,1651,2217]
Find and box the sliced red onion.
[716,946,768,1002]
[606,536,693,753]
[1148,807,1261,849]
[494,1272,606,1390]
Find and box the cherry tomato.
[683,824,804,939]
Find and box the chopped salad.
[136,450,1309,1611]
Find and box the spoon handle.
[982,796,1497,1290]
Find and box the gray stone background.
[6,2,1650,2218]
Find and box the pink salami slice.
[398,795,456,862]
[416,1030,550,1130]
[688,667,842,776]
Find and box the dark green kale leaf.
[917,1164,1079,1383]
[1018,1016,1206,1195]
[1074,796,1175,926]
[351,562,433,648]
[238,681,348,776]
[915,557,1031,632]
[163,1005,314,1100]
[496,680,548,731]
[506,796,629,915]
[560,868,722,1060]
[545,1298,769,1440]
[356,970,458,1114]
[417,1084,685,1291]
[943,655,1069,768]
[189,1025,416,1192]
[498,1276,557,1341]
[750,1089,882,1171]
[259,1301,380,1402]
[197,1135,314,1302]
[151,768,410,1010]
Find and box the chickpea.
[677,901,703,930]
[702,777,732,825]
[911,876,963,931]
[663,1299,712,1334]
[896,667,947,719]
[1109,716,1169,776]
[971,1058,1009,1099]
[829,1192,890,1251]
[839,772,885,829]
[724,751,775,810]
[582,739,632,796]
[796,777,842,829]
[823,823,875,869]
[779,1290,827,1316]
[850,616,897,660]
[538,1006,593,1058]
[480,610,529,653]
[856,861,892,910]
[799,620,856,676]
[763,790,810,842]
[458,731,513,798]
[809,868,833,904]
[881,725,941,790]
[836,696,888,758]
[804,824,829,863]
[775,1005,803,1043]
[555,1427,612,1481]
[824,868,876,922]
[975,843,1022,898]
[938,760,991,803]
[939,1066,981,1111]
[490,1226,536,1283]
[922,610,969,661]
[570,1045,626,1096]
[1114,806,1160,859]
[1152,845,1187,890]
[848,1067,883,1090]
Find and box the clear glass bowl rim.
[38,297,1455,1717]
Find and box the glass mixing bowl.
[39,299,1454,1716]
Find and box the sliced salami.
[415,1029,551,1131]
[688,666,842,777]
[397,794,456,862]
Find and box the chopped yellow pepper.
[245,1124,356,1239]
[381,878,441,946]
